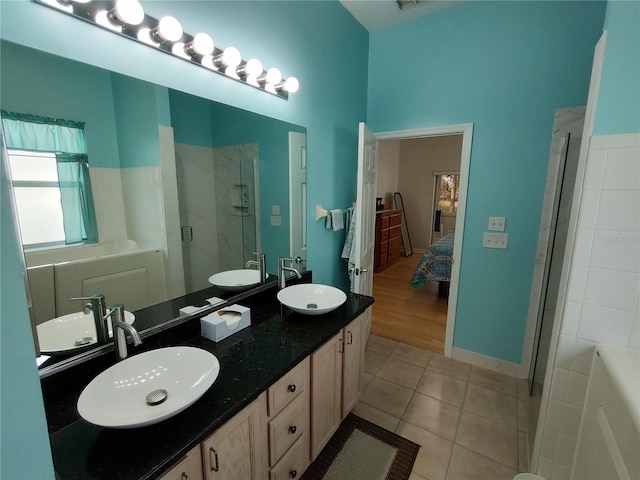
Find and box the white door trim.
[374,123,473,358]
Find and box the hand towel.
[341,206,357,292]
[329,209,344,231]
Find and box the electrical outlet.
[270,215,281,227]
[488,216,506,231]
[272,205,280,215]
[483,232,508,249]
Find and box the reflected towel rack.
[315,203,356,221]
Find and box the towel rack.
[315,205,329,221]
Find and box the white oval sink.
[77,346,220,428]
[36,310,135,355]
[208,269,268,291]
[277,284,347,315]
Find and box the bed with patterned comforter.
[410,233,454,288]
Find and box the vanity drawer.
[268,393,308,466]
[269,435,309,480]
[268,357,309,416]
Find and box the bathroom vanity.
[42,274,373,480]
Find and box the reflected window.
[7,150,66,247]
[436,173,459,214]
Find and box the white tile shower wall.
[538,132,640,479]
[121,166,166,248]
[89,167,127,242]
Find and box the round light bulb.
[115,0,144,25]
[245,58,263,77]
[222,47,241,68]
[265,68,282,85]
[224,66,240,79]
[246,75,259,87]
[201,55,215,69]
[283,77,300,93]
[191,33,214,56]
[157,16,183,42]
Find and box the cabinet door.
[341,314,363,418]
[203,393,267,480]
[310,332,343,459]
[158,445,203,480]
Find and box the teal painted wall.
[111,74,162,168]
[593,0,640,135]
[0,2,368,474]
[367,1,606,363]
[169,91,305,272]
[0,41,121,168]
[1,144,55,477]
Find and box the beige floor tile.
[396,421,453,480]
[463,383,518,428]
[519,431,529,473]
[409,473,427,480]
[416,370,467,408]
[390,343,433,368]
[455,411,518,469]
[445,445,517,480]
[402,392,460,441]
[362,371,374,389]
[366,334,398,356]
[376,357,425,390]
[469,366,518,397]
[427,353,471,381]
[518,399,528,433]
[352,401,400,432]
[359,376,414,418]
[518,378,530,400]
[364,349,387,375]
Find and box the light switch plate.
[488,216,506,231]
[270,215,281,227]
[483,232,508,249]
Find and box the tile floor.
[354,334,530,480]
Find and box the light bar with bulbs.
[35,0,300,99]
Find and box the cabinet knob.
[289,469,298,478]
[287,384,296,393]
[181,473,190,480]
[289,425,297,434]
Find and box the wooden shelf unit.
[374,209,402,273]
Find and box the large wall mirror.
[1,40,307,370]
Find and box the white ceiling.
[339,0,465,32]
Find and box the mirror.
[0,40,307,369]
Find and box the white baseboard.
[451,347,526,378]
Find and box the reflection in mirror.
[0,40,306,367]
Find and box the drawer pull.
[289,469,298,478]
[181,473,190,480]
[339,338,344,353]
[289,425,297,434]
[347,330,353,345]
[209,447,219,472]
[287,384,296,393]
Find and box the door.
[341,314,363,418]
[353,122,377,296]
[289,132,307,267]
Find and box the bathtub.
[25,240,167,325]
[572,345,640,479]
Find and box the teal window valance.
[1,110,98,245]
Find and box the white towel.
[329,209,344,231]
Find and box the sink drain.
[74,337,93,346]
[146,389,168,406]
[306,303,318,309]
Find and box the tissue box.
[201,304,251,342]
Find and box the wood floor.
[371,254,448,354]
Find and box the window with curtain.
[1,110,98,248]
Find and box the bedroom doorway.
[370,124,473,357]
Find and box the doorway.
[370,124,473,357]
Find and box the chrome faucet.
[246,252,267,284]
[71,294,108,345]
[105,304,142,360]
[278,257,302,289]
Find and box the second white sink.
[77,346,220,428]
[277,284,347,315]
[208,269,268,291]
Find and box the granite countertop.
[46,285,374,480]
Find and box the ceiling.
[339,0,465,32]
